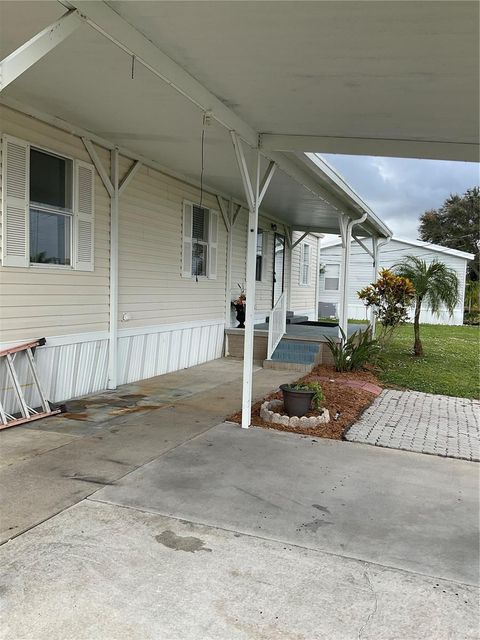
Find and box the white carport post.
[231,132,275,428]
[82,139,142,389]
[338,213,367,336]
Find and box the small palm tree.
[394,256,459,356]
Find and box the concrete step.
[268,339,322,367]
[263,360,315,373]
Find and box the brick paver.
[345,389,480,462]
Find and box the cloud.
[321,154,480,239]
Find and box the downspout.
[314,234,321,321]
[338,212,367,336]
[371,235,391,336]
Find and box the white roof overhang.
[1,1,478,237]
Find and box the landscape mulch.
[226,364,382,440]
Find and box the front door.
[272,233,285,306]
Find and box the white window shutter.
[208,209,218,279]
[182,202,193,277]
[1,135,29,267]
[74,159,95,271]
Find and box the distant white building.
[319,238,474,325]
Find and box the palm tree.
[394,256,459,357]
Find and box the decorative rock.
[260,401,330,429]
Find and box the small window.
[300,243,310,285]
[324,263,340,291]
[29,148,73,265]
[192,204,209,277]
[256,229,264,281]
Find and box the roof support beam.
[291,232,309,251]
[216,195,231,232]
[260,133,479,163]
[0,10,82,92]
[61,0,258,147]
[82,137,114,197]
[119,160,142,196]
[353,234,374,260]
[60,1,386,230]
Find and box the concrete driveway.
[0,360,478,639]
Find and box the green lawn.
[377,324,479,399]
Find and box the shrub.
[358,269,415,345]
[324,327,379,372]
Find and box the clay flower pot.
[280,384,315,417]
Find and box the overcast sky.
[320,154,480,243]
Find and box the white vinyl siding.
[0,105,109,342]
[289,231,318,319]
[118,161,226,328]
[319,238,470,325]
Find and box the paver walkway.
[346,389,480,462]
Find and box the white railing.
[267,292,287,359]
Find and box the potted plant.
[279,381,324,417]
[232,284,246,328]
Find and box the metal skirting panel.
[117,322,225,386]
[0,322,225,413]
[0,338,109,413]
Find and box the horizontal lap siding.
[0,106,110,342]
[118,159,227,328]
[230,213,291,320]
[320,239,468,324]
[290,232,318,318]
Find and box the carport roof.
[1,2,478,237]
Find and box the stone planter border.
[260,399,330,429]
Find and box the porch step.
[262,338,321,372]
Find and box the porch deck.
[252,321,367,341]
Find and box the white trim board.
[322,236,475,261]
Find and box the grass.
[376,324,479,399]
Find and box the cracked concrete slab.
[0,499,476,640]
[91,422,479,586]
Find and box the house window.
[256,229,264,281]
[2,135,94,270]
[192,204,209,277]
[300,243,310,285]
[29,148,73,266]
[324,263,340,290]
[182,201,218,279]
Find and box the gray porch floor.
[253,321,366,339]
